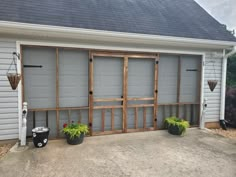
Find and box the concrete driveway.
[0,129,236,177]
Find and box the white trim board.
[1,21,235,50]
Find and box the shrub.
[225,87,236,127]
[164,117,190,135]
[62,123,89,139]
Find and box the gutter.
[220,46,236,130]
[0,21,236,49]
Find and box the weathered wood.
[102,109,105,132]
[154,55,159,129]
[89,51,94,136]
[46,111,48,127]
[56,48,59,137]
[91,51,157,59]
[127,104,154,108]
[111,108,114,131]
[28,106,89,112]
[143,107,146,128]
[127,97,154,101]
[94,98,123,102]
[33,111,36,128]
[94,105,123,109]
[135,107,138,129]
[158,102,200,106]
[123,56,128,133]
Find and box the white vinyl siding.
[204,52,222,122]
[0,39,18,140]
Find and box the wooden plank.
[89,51,94,136]
[94,98,123,102]
[101,109,105,132]
[123,56,128,133]
[158,102,200,106]
[143,107,146,129]
[94,105,123,109]
[46,111,48,127]
[127,97,154,101]
[111,108,114,131]
[153,55,159,129]
[135,107,138,129]
[56,48,59,137]
[28,107,89,112]
[122,57,128,132]
[127,104,154,108]
[67,110,71,124]
[33,111,36,128]
[91,51,157,59]
[177,56,181,118]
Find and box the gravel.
[0,144,13,158]
[211,128,236,140]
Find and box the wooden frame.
[21,44,202,138]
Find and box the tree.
[227,54,236,87]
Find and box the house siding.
[0,39,18,140]
[204,52,223,122]
[0,36,225,140]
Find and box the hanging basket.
[7,73,21,90]
[208,80,218,92]
[6,52,21,90]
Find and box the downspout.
[220,47,236,129]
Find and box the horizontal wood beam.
[127,97,154,101]
[127,104,154,108]
[28,106,89,112]
[94,98,123,102]
[93,105,123,109]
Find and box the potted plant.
[164,117,190,136]
[62,122,89,145]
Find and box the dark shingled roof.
[0,0,235,42]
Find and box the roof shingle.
[0,0,235,42]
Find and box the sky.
[195,0,236,33]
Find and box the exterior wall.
[204,51,223,122]
[0,39,18,140]
[0,36,225,140]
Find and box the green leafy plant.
[62,122,89,139]
[164,116,190,135]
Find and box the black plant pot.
[168,125,182,135]
[65,133,85,145]
[32,127,50,148]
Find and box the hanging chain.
[7,53,19,74]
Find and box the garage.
[22,46,201,138]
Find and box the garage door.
[23,47,89,137]
[90,52,158,135]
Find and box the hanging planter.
[208,80,218,92]
[206,60,218,92]
[6,52,21,90]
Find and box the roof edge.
[0,21,235,49]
